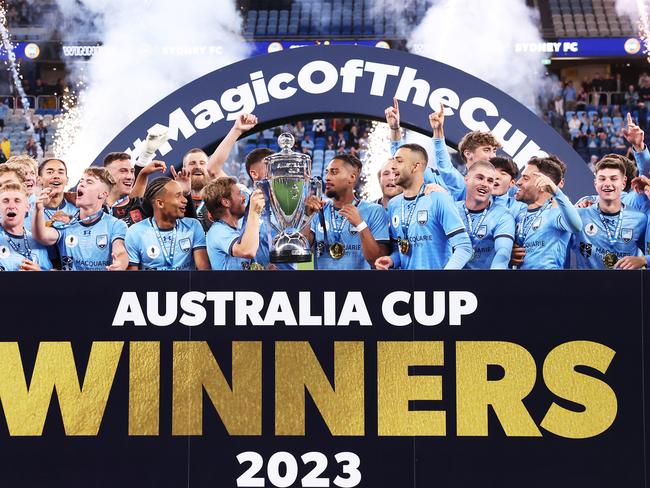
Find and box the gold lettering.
[129,342,160,436]
[377,341,445,436]
[540,341,617,438]
[172,341,261,436]
[0,342,123,436]
[275,341,364,436]
[456,341,541,436]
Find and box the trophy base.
[270,232,312,264]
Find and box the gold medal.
[249,262,264,271]
[45,220,54,228]
[399,238,410,254]
[329,242,345,259]
[603,252,618,269]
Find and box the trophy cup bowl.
[264,132,319,263]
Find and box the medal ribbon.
[598,209,624,246]
[400,185,425,243]
[150,217,177,268]
[4,227,32,260]
[109,195,129,216]
[462,203,490,238]
[516,199,553,245]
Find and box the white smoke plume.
[614,0,643,18]
[407,0,550,111]
[48,0,249,186]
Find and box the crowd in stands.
[228,118,372,185]
[543,71,650,164]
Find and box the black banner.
[0,271,647,487]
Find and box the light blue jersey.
[56,212,127,270]
[572,205,646,269]
[310,199,389,269]
[387,189,472,269]
[126,217,206,271]
[514,191,582,269]
[493,193,528,216]
[0,227,52,271]
[456,201,515,269]
[207,219,256,270]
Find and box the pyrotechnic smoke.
[48,0,250,187]
[406,0,551,111]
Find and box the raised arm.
[207,113,258,179]
[131,160,167,198]
[32,188,60,246]
[231,189,264,259]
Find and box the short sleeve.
[367,204,390,242]
[435,193,466,237]
[191,219,207,249]
[111,218,128,242]
[125,226,141,266]
[494,210,515,241]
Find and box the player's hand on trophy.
[249,189,265,216]
[141,160,167,176]
[385,97,400,130]
[614,255,647,270]
[622,112,645,151]
[235,113,258,133]
[533,172,558,196]
[374,255,393,270]
[424,183,447,195]
[510,244,526,267]
[429,103,445,137]
[339,204,362,227]
[170,166,191,194]
[35,187,52,210]
[19,258,41,271]
[304,195,325,216]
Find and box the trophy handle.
[298,176,323,230]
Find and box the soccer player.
[572,158,647,269]
[36,158,78,227]
[203,177,266,270]
[206,113,294,269]
[32,168,128,271]
[457,161,515,269]
[305,154,389,269]
[6,155,38,200]
[0,163,27,187]
[511,157,582,269]
[427,103,501,201]
[385,98,457,193]
[181,148,213,230]
[375,158,402,209]
[125,177,209,270]
[0,182,51,271]
[375,143,473,270]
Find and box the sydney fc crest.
[417,210,428,225]
[179,238,191,253]
[621,228,633,243]
[96,234,108,249]
[476,225,487,239]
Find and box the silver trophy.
[263,132,321,263]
